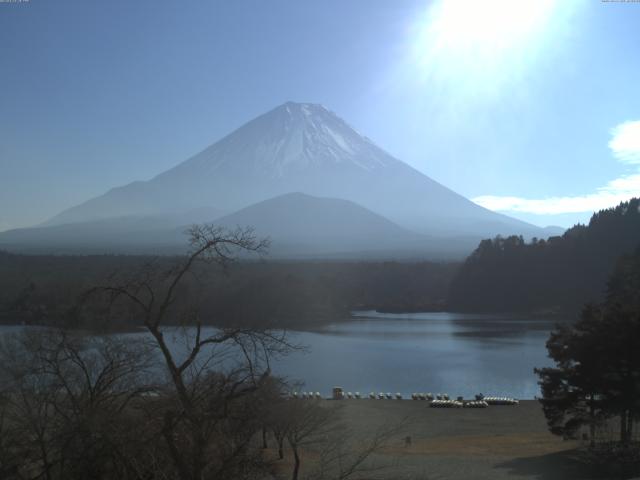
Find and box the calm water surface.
[0,311,563,400]
[272,311,563,399]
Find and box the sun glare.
[411,0,559,91]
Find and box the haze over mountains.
[0,102,562,258]
[212,193,479,258]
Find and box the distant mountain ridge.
[2,102,561,257]
[0,193,482,258]
[212,192,469,258]
[44,102,545,237]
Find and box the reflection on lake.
[271,311,564,399]
[0,311,565,400]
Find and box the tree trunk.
[292,446,300,480]
[192,431,206,480]
[162,411,192,480]
[262,427,268,449]
[589,395,595,447]
[620,411,628,444]
[277,436,284,460]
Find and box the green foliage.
[449,198,640,313]
[536,249,640,444]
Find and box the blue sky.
[1,0,639,231]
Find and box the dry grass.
[383,432,578,458]
[265,401,596,479]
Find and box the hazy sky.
[1,0,639,231]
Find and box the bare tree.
[0,389,22,479]
[83,225,296,480]
[267,398,404,480]
[253,374,288,452]
[0,328,156,480]
[269,400,289,461]
[307,420,405,480]
[283,400,337,480]
[0,225,400,480]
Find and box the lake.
[271,311,563,400]
[0,311,563,400]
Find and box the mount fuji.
[1,102,558,257]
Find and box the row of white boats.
[290,390,519,406]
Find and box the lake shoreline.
[0,312,557,400]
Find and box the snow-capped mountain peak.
[42,102,544,241]
[163,102,392,180]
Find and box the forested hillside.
[448,198,640,314]
[0,252,457,329]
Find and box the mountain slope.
[45,102,543,238]
[0,216,186,254]
[213,192,426,256]
[0,193,482,258]
[0,207,224,254]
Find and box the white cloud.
[473,120,640,215]
[609,120,640,164]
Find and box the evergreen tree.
[536,249,640,444]
[449,198,640,314]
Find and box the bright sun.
[411,0,559,91]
